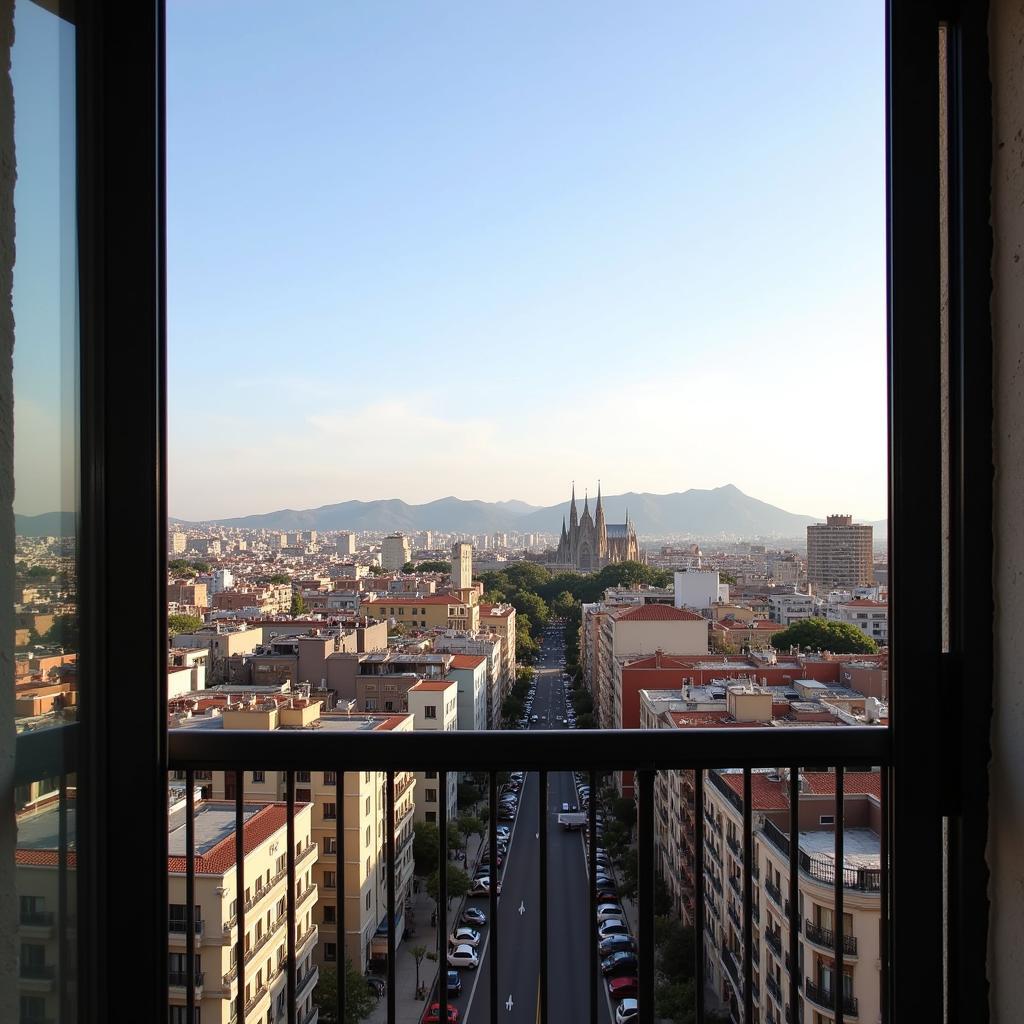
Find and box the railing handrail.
[167,725,890,772]
[19,910,56,926]
[805,977,859,1015]
[19,963,56,980]
[805,918,858,956]
[763,819,882,892]
[168,970,204,987]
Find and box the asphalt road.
[460,629,615,1024]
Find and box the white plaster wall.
[989,0,1024,1017]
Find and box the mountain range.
[149,484,886,540]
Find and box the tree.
[190,560,212,573]
[413,821,440,877]
[426,863,472,908]
[446,820,462,854]
[168,559,196,577]
[408,945,429,996]
[501,561,552,592]
[457,781,481,809]
[291,593,307,616]
[719,571,738,586]
[611,796,636,830]
[168,613,203,636]
[415,560,451,573]
[655,917,695,983]
[367,564,388,575]
[770,617,879,654]
[510,590,550,637]
[457,813,483,857]
[268,572,290,585]
[550,590,579,620]
[314,959,376,1024]
[42,615,78,652]
[402,561,417,573]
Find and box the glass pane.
[12,0,79,736]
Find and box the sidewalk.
[365,828,487,1024]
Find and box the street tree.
[426,863,472,908]
[413,821,440,877]
[168,613,203,636]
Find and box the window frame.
[6,2,995,1023]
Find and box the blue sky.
[163,0,886,521]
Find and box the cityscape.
[14,488,888,1024]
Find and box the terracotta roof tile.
[616,605,704,622]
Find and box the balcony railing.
[766,975,782,1005]
[765,878,782,907]
[805,978,859,1017]
[805,919,858,957]
[168,970,204,988]
[19,911,55,928]
[727,835,743,861]
[766,929,782,957]
[169,918,203,935]
[19,964,56,981]
[167,722,889,1024]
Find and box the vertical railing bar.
[742,768,754,1024]
[235,770,246,1024]
[386,770,396,1024]
[59,772,71,1024]
[834,766,845,1024]
[880,766,890,1024]
[337,768,346,1024]
[539,768,549,1024]
[439,769,449,1022]
[695,769,706,1024]
[788,766,799,1024]
[489,770,499,1023]
[589,768,599,1024]
[638,770,656,1024]
[186,769,196,1024]
[286,770,297,1024]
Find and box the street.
[459,628,615,1024]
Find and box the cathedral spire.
[569,482,579,531]
[583,488,589,515]
[595,480,603,512]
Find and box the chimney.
[655,648,662,669]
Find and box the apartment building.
[830,599,889,646]
[478,603,516,710]
[702,768,882,1024]
[380,534,411,571]
[430,631,503,728]
[168,580,208,609]
[451,541,473,591]
[168,696,417,975]
[408,680,459,825]
[170,531,187,554]
[595,604,707,729]
[674,570,729,612]
[446,653,489,731]
[711,617,787,653]
[211,585,291,616]
[361,594,480,632]
[767,592,819,627]
[335,532,357,556]
[806,516,874,591]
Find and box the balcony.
[763,819,882,892]
[805,919,858,957]
[18,911,55,938]
[766,974,782,1005]
[168,918,204,943]
[296,962,319,998]
[765,878,782,908]
[723,947,742,990]
[18,963,56,991]
[300,1008,319,1024]
[729,874,742,897]
[727,835,743,861]
[728,903,742,931]
[766,929,782,957]
[805,978,858,1018]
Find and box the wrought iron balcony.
[766,974,782,1004]
[765,878,782,907]
[766,929,782,957]
[805,918,858,957]
[805,978,859,1017]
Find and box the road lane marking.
[519,900,526,916]
[506,993,514,1011]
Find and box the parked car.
[615,998,639,1023]
[599,935,637,956]
[470,877,502,895]
[607,977,639,1000]
[462,906,487,926]
[365,976,386,998]
[447,945,479,969]
[601,952,639,977]
[449,927,481,948]
[423,1002,460,1022]
[446,970,462,997]
[596,889,619,903]
[597,903,624,923]
[598,920,631,940]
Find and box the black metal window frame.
[9,0,994,1022]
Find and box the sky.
[160,1,887,522]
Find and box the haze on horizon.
[157,1,887,525]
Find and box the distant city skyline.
[160,1,886,524]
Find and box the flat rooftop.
[168,801,262,856]
[799,827,881,870]
[17,802,76,851]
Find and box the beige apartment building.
[408,679,459,824]
[478,602,516,713]
[361,594,480,633]
[169,696,417,974]
[702,767,882,1024]
[595,604,707,728]
[806,516,874,591]
[381,534,412,571]
[451,541,473,592]
[167,798,320,1024]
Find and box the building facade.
[806,516,874,591]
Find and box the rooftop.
[615,604,705,622]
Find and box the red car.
[423,1004,460,1023]
[607,977,639,1000]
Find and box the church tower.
[595,481,607,562]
